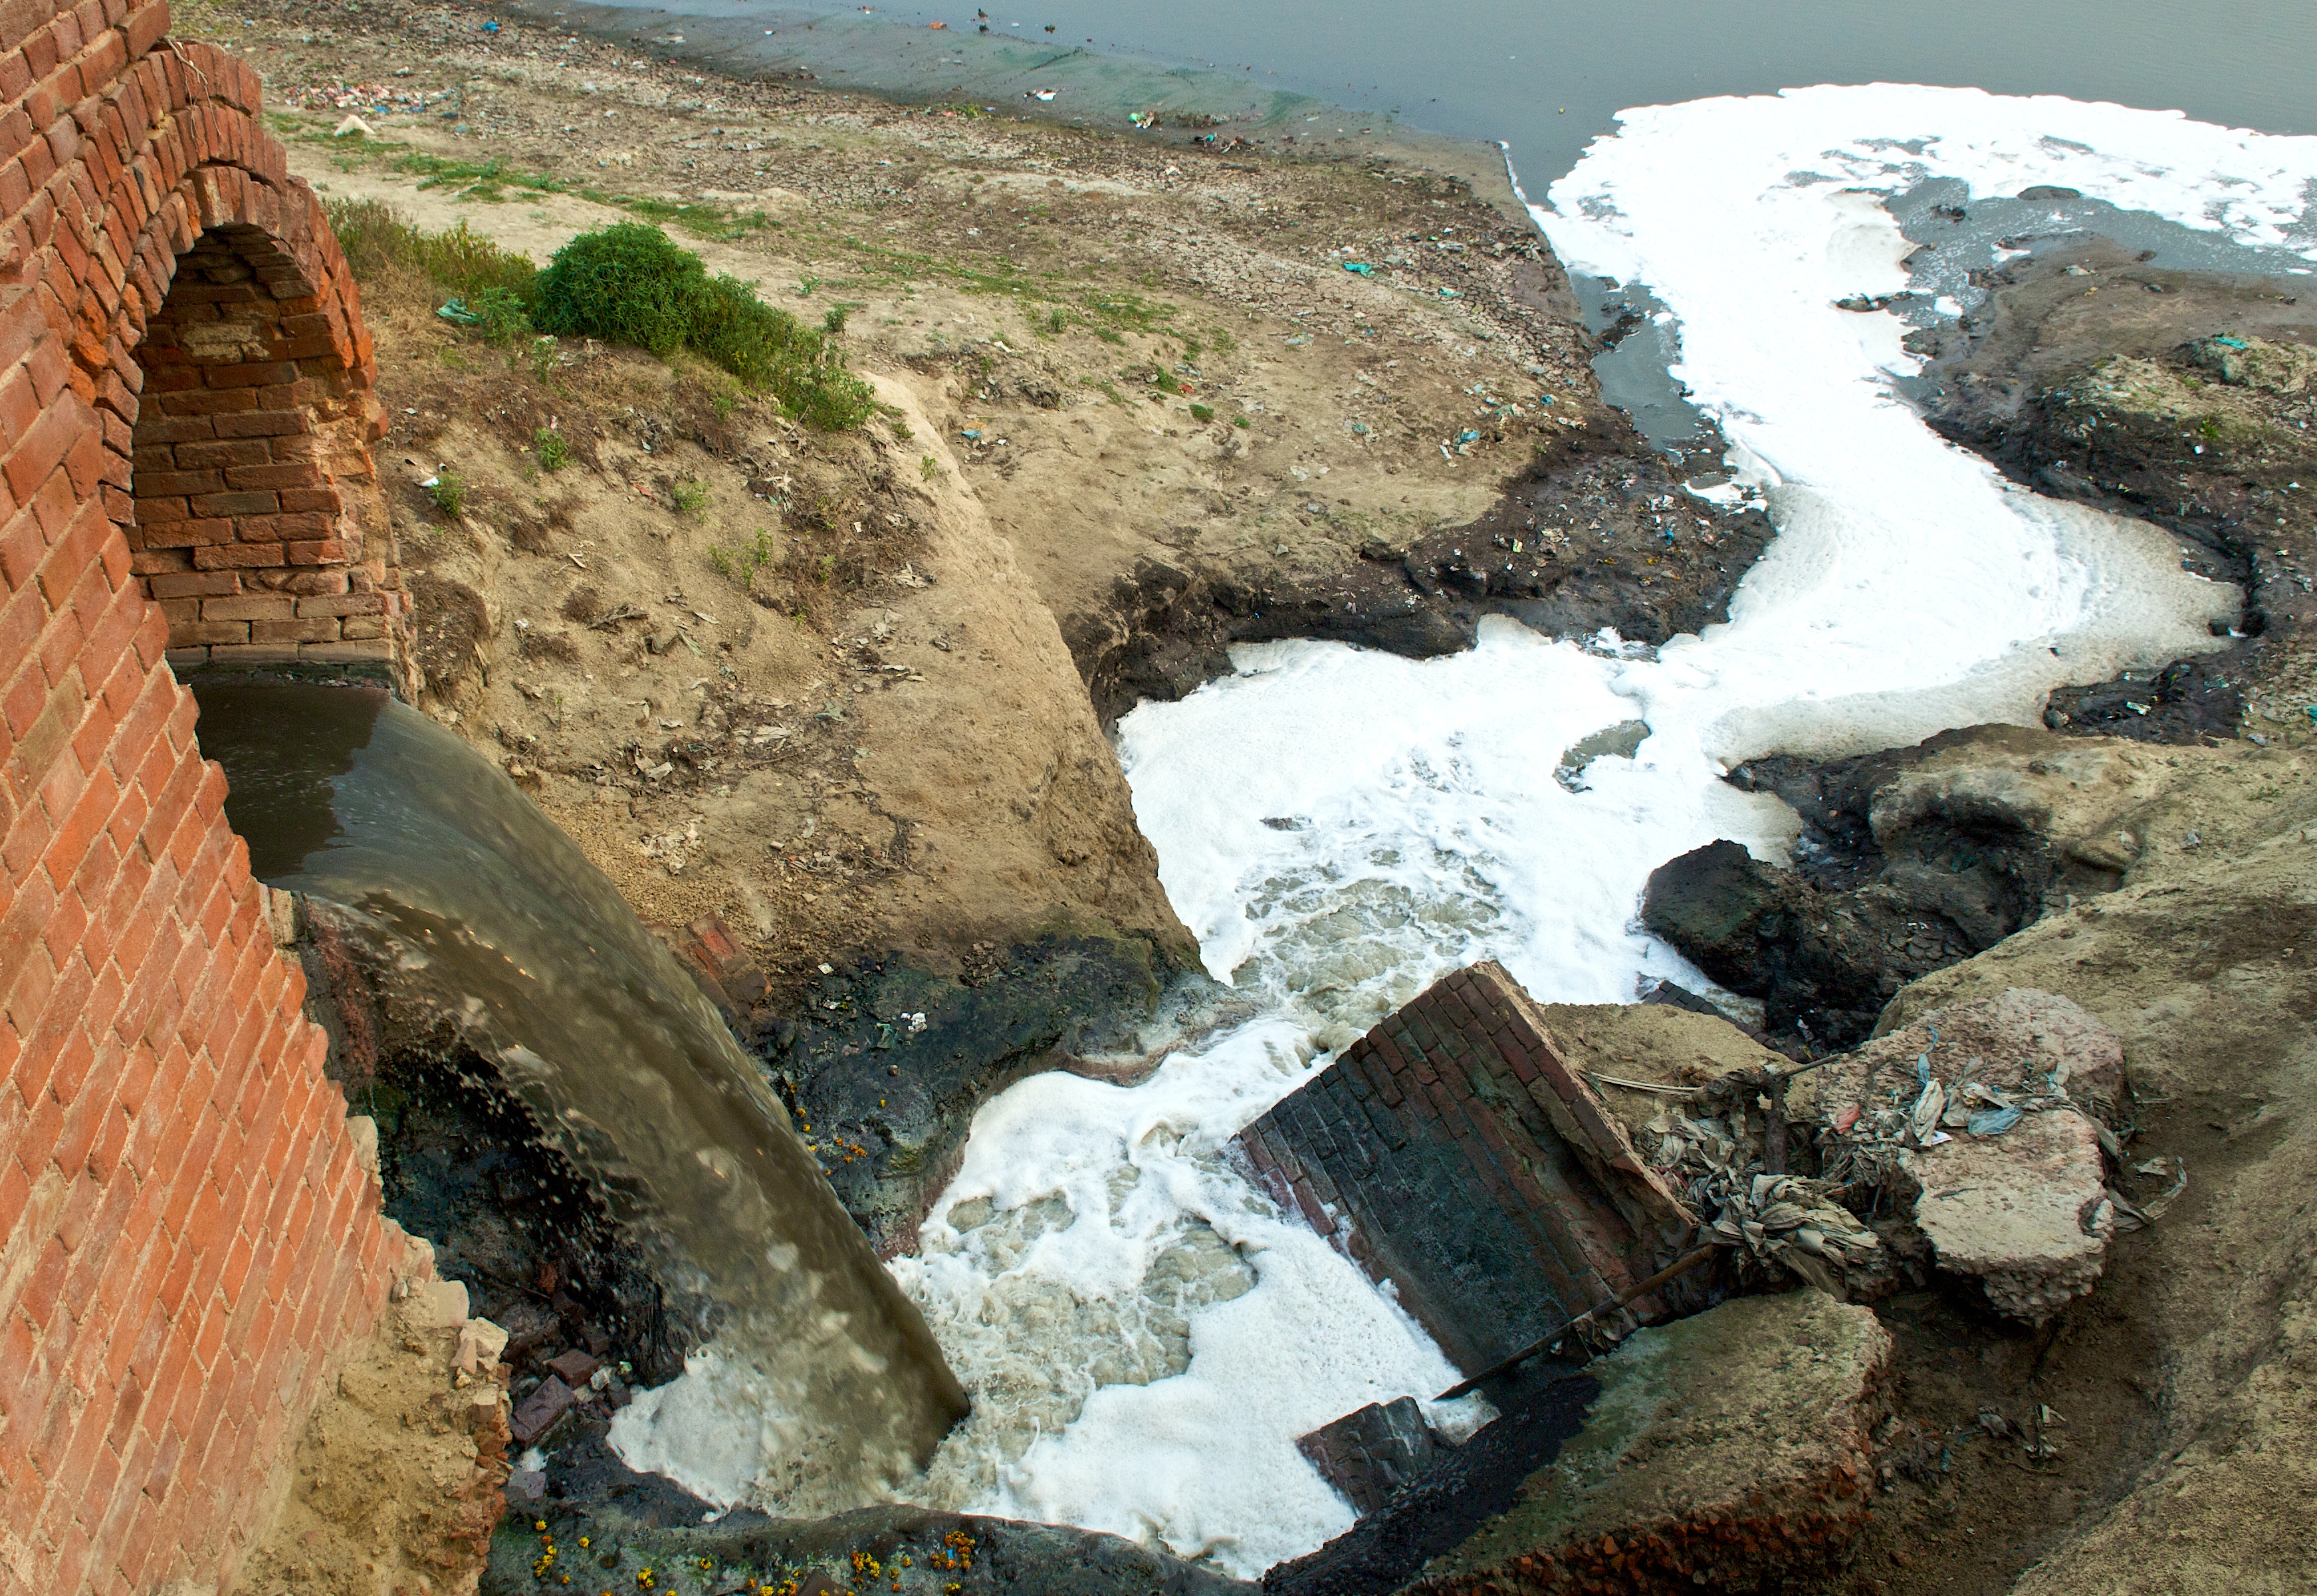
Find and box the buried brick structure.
[1236,962,1697,1378]
[0,3,417,1591]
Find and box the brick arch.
[123,165,410,688]
[0,7,418,1594]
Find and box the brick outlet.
[0,3,415,1591]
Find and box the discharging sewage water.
[192,683,968,1516]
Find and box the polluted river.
[202,48,2316,1596]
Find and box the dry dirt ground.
[164,3,2317,1595]
[230,1225,513,1596]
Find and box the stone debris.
[513,1373,582,1446]
[1813,988,2129,1321]
[1268,1291,1891,1596]
[1297,1397,1445,1519]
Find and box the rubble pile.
[1811,988,2140,1322]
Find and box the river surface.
[465,2,2317,1575]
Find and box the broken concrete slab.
[1422,1291,1888,1593]
[1904,1109,2112,1323]
[1817,988,2126,1321]
[1268,1291,1888,1596]
[1236,962,1696,1377]
[1296,1397,1444,1520]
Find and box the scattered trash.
[1437,287,1462,298]
[1129,111,1157,129]
[1343,262,1376,277]
[959,428,982,441]
[2211,334,2249,350]
[1028,88,1057,101]
[481,17,500,31]
[1702,1171,1883,1297]
[332,114,374,138]
[435,298,485,326]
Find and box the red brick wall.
[0,3,406,1590]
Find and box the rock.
[1296,1397,1444,1519]
[1815,989,2126,1321]
[456,1317,510,1376]
[1843,987,2126,1125]
[407,1276,470,1331]
[1271,1291,1890,1595]
[547,1347,602,1386]
[512,1375,580,1446]
[1642,839,1939,1046]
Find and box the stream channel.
[206,9,2317,1579]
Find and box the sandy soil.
[229,1228,513,1596]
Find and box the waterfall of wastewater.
[192,681,967,1512]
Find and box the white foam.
[615,88,2315,1575]
[893,1020,1482,1577]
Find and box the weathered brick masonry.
[1237,962,1696,1376]
[0,3,412,1589]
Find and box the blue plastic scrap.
[1967,1107,2024,1137]
[2211,335,2248,349]
[435,298,484,325]
[1343,262,1376,277]
[482,17,500,30]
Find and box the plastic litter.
[1129,111,1157,129]
[1343,262,1375,277]
[1966,1106,2023,1137]
[332,114,374,138]
[959,428,981,441]
[1455,428,1481,445]
[436,298,485,326]
[481,18,500,31]
[2211,335,2249,349]
[1437,287,1462,298]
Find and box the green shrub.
[427,473,466,516]
[534,428,569,471]
[532,223,875,429]
[532,221,701,357]
[474,286,532,345]
[1189,403,1214,423]
[673,480,711,516]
